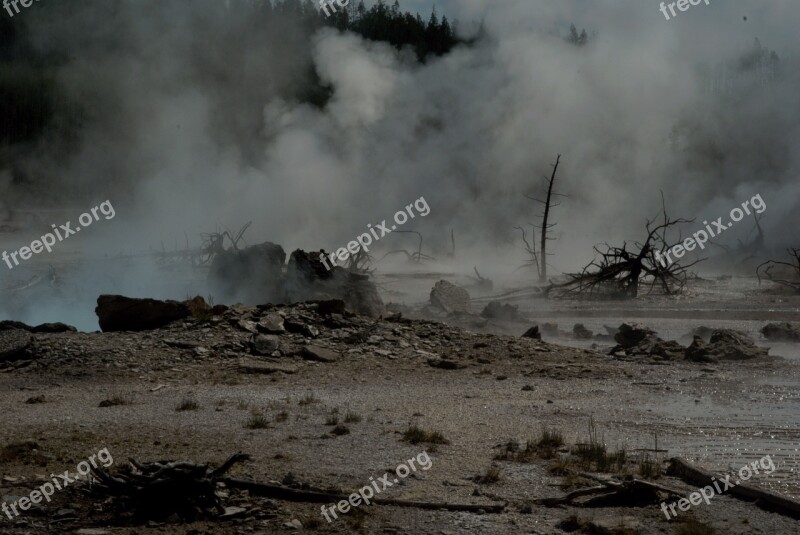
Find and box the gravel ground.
[0,300,799,534]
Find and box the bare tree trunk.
[539,154,561,283]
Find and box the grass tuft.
[244,413,270,429]
[401,424,449,445]
[176,398,200,411]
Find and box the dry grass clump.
[675,518,716,535]
[401,424,449,445]
[244,413,270,429]
[475,465,503,484]
[98,396,130,407]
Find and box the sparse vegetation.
[98,396,130,407]
[331,424,350,436]
[401,424,450,445]
[299,393,319,406]
[176,398,200,411]
[344,411,362,423]
[325,414,339,426]
[275,411,289,422]
[675,518,716,535]
[537,427,565,449]
[476,465,503,484]
[244,413,270,429]
[638,453,662,479]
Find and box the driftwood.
[536,477,683,507]
[222,477,506,513]
[668,457,800,519]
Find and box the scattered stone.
[430,280,471,314]
[95,295,190,332]
[300,345,339,363]
[427,358,464,370]
[237,358,298,375]
[302,325,320,338]
[480,301,524,321]
[573,323,593,339]
[258,313,285,334]
[761,322,800,342]
[236,319,259,334]
[521,325,541,340]
[521,385,534,391]
[219,506,248,519]
[76,530,112,535]
[251,335,280,356]
[284,518,303,530]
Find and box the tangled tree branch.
[756,248,800,292]
[556,194,704,298]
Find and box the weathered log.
[221,477,506,513]
[668,457,800,519]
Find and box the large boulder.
[761,322,800,342]
[686,329,768,361]
[209,242,286,304]
[430,280,471,314]
[284,250,385,318]
[95,295,190,332]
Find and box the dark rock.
[209,242,286,304]
[0,321,76,333]
[316,299,346,316]
[573,323,593,339]
[761,322,800,342]
[480,301,523,321]
[430,280,471,314]
[300,345,339,363]
[251,335,280,356]
[614,323,656,348]
[30,322,77,333]
[0,320,30,331]
[285,250,385,318]
[685,330,767,361]
[95,295,189,332]
[685,336,716,363]
[427,358,464,370]
[0,329,33,362]
[185,296,212,318]
[521,325,541,340]
[284,319,306,334]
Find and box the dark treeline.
[0,0,461,158]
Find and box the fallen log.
[221,477,506,513]
[668,457,800,519]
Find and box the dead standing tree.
[559,196,704,298]
[516,154,564,283]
